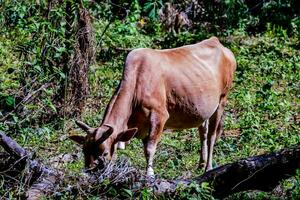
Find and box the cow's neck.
[101,82,134,133]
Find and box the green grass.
[93,31,299,198]
[1,27,299,199]
[84,32,300,181]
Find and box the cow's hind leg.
[205,97,226,171]
[143,109,169,176]
[198,120,209,169]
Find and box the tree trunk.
[60,2,95,118]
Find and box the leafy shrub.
[0,1,89,127]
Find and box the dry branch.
[1,131,299,199]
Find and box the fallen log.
[0,131,28,158]
[194,144,300,198]
[0,131,62,200]
[0,131,299,199]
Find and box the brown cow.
[70,37,236,176]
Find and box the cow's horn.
[103,124,114,130]
[95,124,114,142]
[75,120,93,134]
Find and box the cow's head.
[70,121,137,170]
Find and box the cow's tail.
[216,113,224,141]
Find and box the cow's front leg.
[143,139,156,176]
[143,110,169,176]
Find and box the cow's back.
[125,37,236,129]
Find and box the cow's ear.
[69,135,85,145]
[116,128,138,142]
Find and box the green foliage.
[0,36,20,93]
[0,0,299,199]
[290,170,300,199]
[0,1,85,127]
[174,182,213,200]
[93,2,153,51]
[143,0,163,20]
[178,0,300,35]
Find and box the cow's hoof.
[198,162,206,170]
[146,173,155,182]
[146,167,155,178]
[205,165,213,172]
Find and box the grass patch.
[1,29,299,199]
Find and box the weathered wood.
[0,131,28,158]
[192,143,300,198]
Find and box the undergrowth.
[0,1,299,199]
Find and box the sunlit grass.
[1,30,299,199]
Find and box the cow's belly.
[165,111,204,129]
[128,94,220,138]
[165,95,220,129]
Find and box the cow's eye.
[103,152,108,157]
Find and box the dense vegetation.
[0,0,299,199]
